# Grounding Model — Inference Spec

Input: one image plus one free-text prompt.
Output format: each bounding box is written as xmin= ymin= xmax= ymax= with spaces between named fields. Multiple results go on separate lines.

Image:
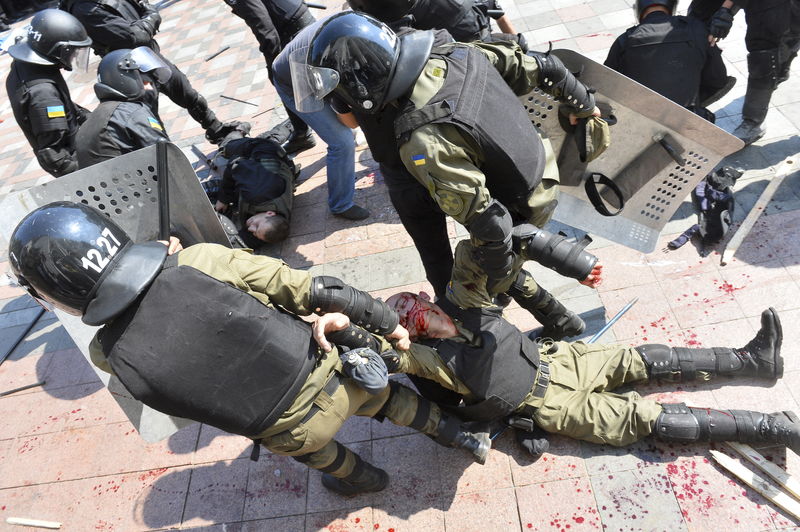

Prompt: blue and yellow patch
xmin=147 ymin=117 xmax=163 ymax=131
xmin=411 ymin=154 xmax=426 ymax=166
xmin=46 ymin=105 xmax=65 ymax=118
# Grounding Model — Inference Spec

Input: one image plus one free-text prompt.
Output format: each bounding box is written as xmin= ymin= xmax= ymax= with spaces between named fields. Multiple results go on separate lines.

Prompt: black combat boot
xmin=282 ymin=128 xmax=316 ymax=155
xmin=435 ymin=415 xmax=491 ymax=464
xmin=636 ymin=307 xmax=783 ymax=381
xmin=511 ymin=284 xmax=584 ymax=341
xmin=733 ymin=85 xmax=773 ymax=145
xmin=320 ymin=455 xmax=389 ymax=496
xmin=653 ymin=403 xmax=800 ymax=454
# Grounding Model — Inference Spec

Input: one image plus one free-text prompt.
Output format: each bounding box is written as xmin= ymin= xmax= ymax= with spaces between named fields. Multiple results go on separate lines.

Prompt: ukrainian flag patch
xmin=411 ymin=154 xmax=426 ymax=166
xmin=148 ymin=117 xmax=163 ymax=131
xmin=46 ymin=105 xmax=65 ymax=118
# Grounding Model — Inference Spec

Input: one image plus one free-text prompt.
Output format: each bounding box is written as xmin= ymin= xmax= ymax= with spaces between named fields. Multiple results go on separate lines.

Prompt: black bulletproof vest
xmin=394 ymin=45 xmax=545 ymax=219
xmin=64 ymin=0 xmax=155 ymax=54
xmin=412 ymin=0 xmax=489 ymax=42
xmin=617 ymin=14 xmax=706 ymax=107
xmin=99 ymin=260 xmax=318 ymax=437
xmin=75 ymin=101 xmax=122 ymax=168
xmin=7 ymin=62 xmax=79 ymax=151
xmin=422 ymin=299 xmax=539 ymax=421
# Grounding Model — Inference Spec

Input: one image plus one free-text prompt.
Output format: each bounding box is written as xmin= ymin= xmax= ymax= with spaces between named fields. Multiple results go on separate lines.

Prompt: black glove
xmin=529 ymin=51 xmax=595 ymax=116
xmin=709 ymin=7 xmax=735 ymax=39
xmin=515 ymin=426 xmax=550 ymax=459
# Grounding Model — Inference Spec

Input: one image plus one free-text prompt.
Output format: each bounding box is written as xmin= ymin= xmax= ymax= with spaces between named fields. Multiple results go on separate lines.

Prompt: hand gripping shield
xmin=0 ymin=143 xmax=230 ymax=442
xmin=520 ymin=49 xmax=744 ymax=252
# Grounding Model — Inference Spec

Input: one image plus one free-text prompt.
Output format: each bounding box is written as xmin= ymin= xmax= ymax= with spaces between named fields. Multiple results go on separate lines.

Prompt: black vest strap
xmin=75 ymin=101 xmax=122 ymax=168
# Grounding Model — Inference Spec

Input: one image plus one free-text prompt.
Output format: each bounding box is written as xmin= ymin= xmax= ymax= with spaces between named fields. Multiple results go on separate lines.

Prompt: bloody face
xmin=385 ymin=292 xmax=458 ymax=340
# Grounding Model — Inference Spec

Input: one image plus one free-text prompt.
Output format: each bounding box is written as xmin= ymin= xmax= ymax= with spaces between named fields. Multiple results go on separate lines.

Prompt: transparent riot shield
xmin=521 ymin=49 xmax=744 ymax=252
xmin=0 ymin=143 xmax=229 ymax=442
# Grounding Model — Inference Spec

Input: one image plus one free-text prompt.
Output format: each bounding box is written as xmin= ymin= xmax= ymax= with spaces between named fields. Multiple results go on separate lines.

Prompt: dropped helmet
xmin=294 ymin=11 xmax=433 ymax=114
xmin=94 ymin=47 xmax=172 ymax=101
xmin=8 ymin=202 xmax=167 ymax=326
xmin=8 ymin=9 xmax=92 ymax=71
xmin=635 ymin=0 xmax=677 ymax=20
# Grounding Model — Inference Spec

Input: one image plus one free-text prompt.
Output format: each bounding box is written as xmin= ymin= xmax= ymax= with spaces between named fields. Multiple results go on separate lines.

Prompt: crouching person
xmin=8 ymin=202 xmax=490 ymax=496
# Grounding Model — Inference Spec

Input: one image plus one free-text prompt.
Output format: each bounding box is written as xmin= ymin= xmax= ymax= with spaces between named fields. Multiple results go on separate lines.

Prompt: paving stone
xmin=516 ymin=477 xmax=603 ymax=530
xmin=182 ymin=459 xmax=250 ymax=527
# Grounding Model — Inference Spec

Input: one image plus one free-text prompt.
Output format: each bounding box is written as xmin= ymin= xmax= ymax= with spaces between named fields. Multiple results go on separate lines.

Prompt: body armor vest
xmin=99 ymin=259 xmax=318 ymax=436
xmin=617 ymin=15 xmax=706 ymax=107
xmin=422 ymin=298 xmax=539 ymax=421
xmin=411 ymin=0 xmax=489 ymax=42
xmin=75 ymin=100 xmax=122 ymax=168
xmin=353 ymin=29 xmax=453 ymax=168
xmin=8 ymin=62 xmax=80 ymax=151
xmin=62 ymin=0 xmax=158 ymax=55
xmin=394 ymin=45 xmax=545 ymax=220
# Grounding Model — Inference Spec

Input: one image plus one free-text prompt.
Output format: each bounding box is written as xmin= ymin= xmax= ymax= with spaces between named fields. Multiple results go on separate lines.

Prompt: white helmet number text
xmin=81 ymin=227 xmax=121 ymax=274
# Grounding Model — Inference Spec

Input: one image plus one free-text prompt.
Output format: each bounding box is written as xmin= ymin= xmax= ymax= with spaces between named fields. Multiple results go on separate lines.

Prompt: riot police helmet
xmin=294 ymin=11 xmax=433 ymax=114
xmin=94 ymin=47 xmax=172 ymax=101
xmin=635 ymin=0 xmax=677 ymax=21
xmin=346 ymin=0 xmax=416 ymax=23
xmin=8 ymin=9 xmax=92 ymax=71
xmin=8 ymin=201 xmax=168 ymax=326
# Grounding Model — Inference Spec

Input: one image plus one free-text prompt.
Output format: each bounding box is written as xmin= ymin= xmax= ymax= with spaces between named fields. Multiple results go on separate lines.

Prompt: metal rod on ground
xmin=190 ymin=144 xmax=222 ymax=179
xmin=156 ymin=140 xmax=170 ymax=241
xmin=251 ymin=105 xmax=276 ymax=118
xmin=220 ymin=94 xmax=258 ymax=107
xmin=305 ymin=2 xmax=327 ymax=8
xmin=720 ymin=157 xmax=796 ymax=266
xmin=5 ymin=517 xmax=61 ymax=529
xmin=0 ymin=380 xmax=45 ymax=397
xmin=0 ymin=306 xmax=45 ymax=368
xmin=587 ymin=297 xmax=639 ymax=344
xmin=205 ymin=45 xmax=230 ymax=62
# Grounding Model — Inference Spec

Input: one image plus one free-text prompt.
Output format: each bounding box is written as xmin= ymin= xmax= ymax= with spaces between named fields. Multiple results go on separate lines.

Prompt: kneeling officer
xmin=8 ymin=202 xmax=490 ymax=496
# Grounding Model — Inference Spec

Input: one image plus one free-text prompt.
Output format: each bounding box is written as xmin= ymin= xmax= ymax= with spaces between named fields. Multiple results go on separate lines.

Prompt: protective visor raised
xmin=129 ymin=46 xmax=172 ymax=84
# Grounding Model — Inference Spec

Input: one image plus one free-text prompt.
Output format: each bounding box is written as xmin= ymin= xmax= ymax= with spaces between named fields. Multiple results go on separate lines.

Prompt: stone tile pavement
xmin=0 ymin=0 xmax=799 ymax=530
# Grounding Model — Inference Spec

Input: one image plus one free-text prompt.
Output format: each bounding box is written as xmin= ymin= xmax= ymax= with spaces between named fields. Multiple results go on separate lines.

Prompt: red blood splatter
xmin=1 ymin=505 xmax=5 ymax=510
xmin=355 ymin=518 xmax=360 ymax=523
xmin=527 ymin=524 xmax=533 ymax=529
xmin=388 ymin=529 xmax=395 ymax=532
xmin=374 ymin=525 xmax=380 ymax=530
xmin=718 ymin=282 xmax=741 ymax=294
xmin=574 ymin=516 xmax=585 ymax=523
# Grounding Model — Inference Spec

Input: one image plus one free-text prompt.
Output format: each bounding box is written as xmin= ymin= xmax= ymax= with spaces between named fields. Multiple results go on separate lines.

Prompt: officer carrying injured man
xmin=8 ymin=202 xmax=492 ymax=497
xmin=294 ymin=12 xmax=609 ymax=341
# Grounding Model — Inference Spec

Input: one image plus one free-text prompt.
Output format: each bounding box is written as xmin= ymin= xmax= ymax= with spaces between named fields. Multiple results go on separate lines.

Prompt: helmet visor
xmin=69 ymin=46 xmax=91 ymax=73
xmin=290 ymin=46 xmax=340 ymax=113
xmin=130 ymin=46 xmax=172 ymax=84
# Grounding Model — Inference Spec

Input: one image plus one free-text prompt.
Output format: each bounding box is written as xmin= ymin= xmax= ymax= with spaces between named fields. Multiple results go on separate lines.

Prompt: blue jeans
xmin=276 ymin=85 xmax=356 ymax=214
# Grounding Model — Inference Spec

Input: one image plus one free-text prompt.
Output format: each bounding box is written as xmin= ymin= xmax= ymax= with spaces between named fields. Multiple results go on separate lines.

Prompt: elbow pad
xmin=512 ymin=224 xmax=597 ymax=281
xmin=310 ymin=276 xmax=399 ymax=335
xmin=467 ymin=200 xmax=513 ymax=244
xmin=326 ymin=324 xmax=383 ymax=353
xmin=528 ymin=51 xmax=595 ymax=114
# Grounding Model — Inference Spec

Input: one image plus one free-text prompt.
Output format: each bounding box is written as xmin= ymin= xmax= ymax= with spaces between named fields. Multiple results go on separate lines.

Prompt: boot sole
xmin=766 ymin=307 xmax=784 ymax=379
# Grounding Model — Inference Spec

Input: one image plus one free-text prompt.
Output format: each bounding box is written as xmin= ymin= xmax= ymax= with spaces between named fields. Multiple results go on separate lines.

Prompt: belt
xmin=299 ymin=371 xmax=341 ymax=425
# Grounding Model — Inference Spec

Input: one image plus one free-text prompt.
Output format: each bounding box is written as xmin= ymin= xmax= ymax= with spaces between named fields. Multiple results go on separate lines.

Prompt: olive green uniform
xmin=398 ymin=41 xmax=562 ymax=296
xmin=90 ymin=244 xmax=439 ymax=477
xmin=392 ymin=243 xmax=664 ymax=447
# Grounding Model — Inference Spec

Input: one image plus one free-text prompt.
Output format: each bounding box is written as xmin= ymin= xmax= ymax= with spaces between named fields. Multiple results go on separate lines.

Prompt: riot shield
xmin=520 ymin=49 xmax=744 ymax=252
xmin=0 ymin=143 xmax=229 ymax=442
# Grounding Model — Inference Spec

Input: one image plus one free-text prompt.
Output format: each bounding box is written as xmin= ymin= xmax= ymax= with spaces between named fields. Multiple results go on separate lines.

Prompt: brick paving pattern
xmin=0 ymin=0 xmax=798 ymax=530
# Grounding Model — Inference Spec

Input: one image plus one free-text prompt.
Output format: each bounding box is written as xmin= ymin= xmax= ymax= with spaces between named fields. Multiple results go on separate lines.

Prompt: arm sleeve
xmin=471 ymin=40 xmax=542 ymax=96
xmin=604 ymin=37 xmax=625 ymax=72
xmin=394 ymin=344 xmax=473 ymax=396
xmin=73 ymin=3 xmax=155 ymax=50
xmin=398 ymin=124 xmax=492 ymax=227
xmin=178 ymin=244 xmax=314 ymax=315
xmin=229 ymin=0 xmax=283 ymax=65
xmin=28 ymin=89 xmax=79 ymax=176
